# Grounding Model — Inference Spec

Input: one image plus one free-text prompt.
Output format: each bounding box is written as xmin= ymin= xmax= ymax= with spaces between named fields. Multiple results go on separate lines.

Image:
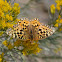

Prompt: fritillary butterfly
xmin=6 ymin=18 xmax=55 ymax=42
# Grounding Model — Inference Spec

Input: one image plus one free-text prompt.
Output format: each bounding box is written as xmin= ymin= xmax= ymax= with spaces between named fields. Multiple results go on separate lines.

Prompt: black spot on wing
xmin=39 ymin=29 xmax=41 ymax=31
xmin=20 ymin=30 xmax=23 ymax=31
xmin=17 ymin=32 xmax=19 ymax=34
xmin=46 ymin=34 xmax=48 ymax=36
xmin=21 ymin=36 xmax=23 ymax=39
xmin=41 ymin=31 xmax=42 ymax=34
xmin=20 ymin=32 xmax=22 ymax=34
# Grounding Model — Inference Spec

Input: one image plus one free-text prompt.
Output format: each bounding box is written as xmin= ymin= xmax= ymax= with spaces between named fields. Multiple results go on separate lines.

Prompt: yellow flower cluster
xmin=14 ymin=40 xmax=42 ymax=55
xmin=50 ymin=0 xmax=62 ymax=14
xmin=0 ymin=52 xmax=4 ymax=62
xmin=0 ymin=0 xmax=20 ymax=30
xmin=2 ymin=39 xmax=42 ymax=55
xmin=55 ymin=0 xmax=62 ymax=11
xmin=2 ymin=40 xmax=42 ymax=55
xmin=54 ymin=15 xmax=62 ymax=31
xmin=50 ymin=4 xmax=55 ymax=14
xmin=2 ymin=40 xmax=14 ymax=50
xmin=54 ymin=15 xmax=62 ymax=27
xmin=50 ymin=0 xmax=62 ymax=31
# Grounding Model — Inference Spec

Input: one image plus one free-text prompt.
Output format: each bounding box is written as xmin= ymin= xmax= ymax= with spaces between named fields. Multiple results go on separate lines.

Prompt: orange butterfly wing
xmin=6 ymin=18 xmax=30 ymax=41
xmin=30 ymin=18 xmax=41 ymax=41
xmin=6 ymin=18 xmax=55 ymax=41
xmin=30 ymin=18 xmax=55 ymax=41
xmin=37 ymin=24 xmax=55 ymax=40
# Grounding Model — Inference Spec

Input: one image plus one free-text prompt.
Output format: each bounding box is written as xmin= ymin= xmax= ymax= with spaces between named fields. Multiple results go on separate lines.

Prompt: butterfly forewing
xmin=6 ymin=19 xmax=30 ymax=40
xmin=18 ymin=19 xmax=30 ymax=31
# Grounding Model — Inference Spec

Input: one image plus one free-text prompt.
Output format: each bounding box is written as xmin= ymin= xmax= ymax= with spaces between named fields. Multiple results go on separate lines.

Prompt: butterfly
xmin=6 ymin=18 xmax=55 ymax=42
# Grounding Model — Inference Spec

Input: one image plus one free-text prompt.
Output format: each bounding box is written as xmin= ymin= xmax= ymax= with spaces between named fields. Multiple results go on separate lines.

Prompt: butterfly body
xmin=6 ymin=18 xmax=55 ymax=42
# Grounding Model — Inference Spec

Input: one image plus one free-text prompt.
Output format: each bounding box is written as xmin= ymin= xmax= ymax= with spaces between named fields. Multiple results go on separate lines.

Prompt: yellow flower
xmin=6 ymin=14 xmax=13 ymax=21
xmin=0 ymin=20 xmax=6 ymax=29
xmin=16 ymin=19 xmax=21 ymax=22
xmin=0 ymin=52 xmax=4 ymax=62
xmin=55 ymin=0 xmax=62 ymax=6
xmin=6 ymin=14 xmax=10 ymax=20
xmin=0 ymin=32 xmax=3 ymax=36
xmin=55 ymin=0 xmax=60 ymax=3
xmin=56 ymin=5 xmax=61 ymax=11
xmin=3 ymin=40 xmax=14 ymax=50
xmin=59 ymin=28 xmax=62 ymax=31
xmin=22 ymin=51 xmax=28 ymax=56
xmin=2 ymin=7 xmax=8 ymax=12
xmin=14 ymin=40 xmax=21 ymax=47
xmin=2 ymin=20 xmax=6 ymax=28
xmin=59 ymin=19 xmax=62 ymax=23
xmin=9 ymin=16 xmax=13 ymax=21
xmin=8 ymin=43 xmax=14 ymax=50
xmin=13 ymin=6 xmax=20 ymax=14
xmin=1 ymin=52 xmax=4 ymax=57
xmin=50 ymin=4 xmax=55 ymax=14
xmin=56 ymin=19 xmax=59 ymax=23
xmin=0 ymin=58 xmax=2 ymax=62
xmin=58 ymin=15 xmax=61 ymax=19
xmin=36 ymin=47 xmax=42 ymax=53
xmin=0 ymin=9 xmax=4 ymax=18
xmin=55 ymin=0 xmax=62 ymax=11
xmin=54 ymin=23 xmax=59 ymax=27
xmin=2 ymin=40 xmax=8 ymax=46
xmin=6 ymin=23 xmax=13 ymax=28
xmin=14 ymin=3 xmax=19 ymax=7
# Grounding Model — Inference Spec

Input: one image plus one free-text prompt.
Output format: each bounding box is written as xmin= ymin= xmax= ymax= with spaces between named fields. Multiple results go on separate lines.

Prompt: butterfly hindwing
xmin=37 ymin=24 xmax=55 ymax=40
xmin=6 ymin=28 xmax=14 ymax=37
